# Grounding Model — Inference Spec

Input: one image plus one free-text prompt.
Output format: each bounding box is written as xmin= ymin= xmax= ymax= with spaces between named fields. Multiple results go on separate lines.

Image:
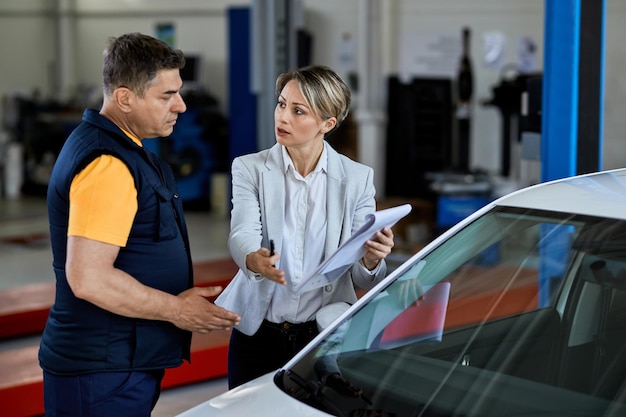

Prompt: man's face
xmin=129 ymin=68 xmax=187 ymax=139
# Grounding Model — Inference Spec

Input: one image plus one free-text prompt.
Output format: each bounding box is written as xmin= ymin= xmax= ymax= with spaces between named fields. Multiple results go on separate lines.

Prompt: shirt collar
xmin=120 ymin=128 xmax=143 ymax=147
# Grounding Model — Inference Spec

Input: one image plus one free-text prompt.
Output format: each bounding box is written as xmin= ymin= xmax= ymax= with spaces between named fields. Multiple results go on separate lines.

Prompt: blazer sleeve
xmin=227 ymin=155 xmax=265 ymax=276
xmin=345 ymin=160 xmax=388 ymax=289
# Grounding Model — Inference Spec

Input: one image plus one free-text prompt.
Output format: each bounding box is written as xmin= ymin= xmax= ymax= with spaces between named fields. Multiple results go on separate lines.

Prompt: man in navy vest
xmin=39 ymin=32 xmax=240 ymax=417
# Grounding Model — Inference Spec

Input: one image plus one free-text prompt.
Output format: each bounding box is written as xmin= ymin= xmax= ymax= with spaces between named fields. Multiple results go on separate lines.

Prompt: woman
xmin=216 ymin=65 xmax=394 ymax=388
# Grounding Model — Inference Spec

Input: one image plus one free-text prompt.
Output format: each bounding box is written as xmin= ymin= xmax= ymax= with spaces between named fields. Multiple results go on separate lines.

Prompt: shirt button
xmin=324 ymin=285 xmax=332 ymax=292
xmin=173 ymin=193 xmax=179 ymax=199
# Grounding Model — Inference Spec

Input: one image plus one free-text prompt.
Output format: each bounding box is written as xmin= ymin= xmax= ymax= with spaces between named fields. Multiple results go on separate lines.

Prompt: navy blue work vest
xmin=39 ymin=109 xmax=193 ymax=374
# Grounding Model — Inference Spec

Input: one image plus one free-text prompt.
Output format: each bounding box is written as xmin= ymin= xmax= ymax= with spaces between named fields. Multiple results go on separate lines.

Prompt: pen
xmin=269 ymin=239 xmax=275 ymax=268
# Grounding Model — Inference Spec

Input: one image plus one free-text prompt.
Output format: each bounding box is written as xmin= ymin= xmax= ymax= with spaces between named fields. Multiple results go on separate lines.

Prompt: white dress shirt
xmin=266 ymin=144 xmax=328 ymax=323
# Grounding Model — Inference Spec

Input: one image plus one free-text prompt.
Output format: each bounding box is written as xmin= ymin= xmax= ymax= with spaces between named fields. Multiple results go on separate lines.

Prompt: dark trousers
xmin=227 ymin=319 xmax=319 ymax=389
xmin=43 ymin=369 xmax=164 ymax=417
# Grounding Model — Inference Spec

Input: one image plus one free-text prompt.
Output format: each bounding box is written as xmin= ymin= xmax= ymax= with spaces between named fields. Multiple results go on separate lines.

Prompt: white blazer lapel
xmin=325 ymin=146 xmax=347 ymax=258
xmin=262 ymin=145 xmax=285 ymax=249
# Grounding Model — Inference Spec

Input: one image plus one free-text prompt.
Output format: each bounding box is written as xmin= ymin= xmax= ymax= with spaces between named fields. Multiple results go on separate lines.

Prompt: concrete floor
xmin=0 ymin=195 xmax=232 ymax=416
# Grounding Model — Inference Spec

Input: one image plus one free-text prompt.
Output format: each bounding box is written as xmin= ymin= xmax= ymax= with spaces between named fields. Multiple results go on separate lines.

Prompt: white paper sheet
xmin=291 ymin=203 xmax=412 ymax=294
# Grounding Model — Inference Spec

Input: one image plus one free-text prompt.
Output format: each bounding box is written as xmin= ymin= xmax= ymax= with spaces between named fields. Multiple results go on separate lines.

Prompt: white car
xmin=179 ymin=168 xmax=626 ymax=417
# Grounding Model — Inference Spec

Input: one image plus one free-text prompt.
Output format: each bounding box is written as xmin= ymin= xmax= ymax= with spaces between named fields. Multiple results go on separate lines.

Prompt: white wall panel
xmin=0 ymin=0 xmax=624 ymax=184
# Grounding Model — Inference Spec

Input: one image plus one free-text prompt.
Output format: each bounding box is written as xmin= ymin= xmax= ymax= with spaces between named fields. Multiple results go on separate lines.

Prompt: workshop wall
xmin=0 ymin=0 xmax=624 ymax=179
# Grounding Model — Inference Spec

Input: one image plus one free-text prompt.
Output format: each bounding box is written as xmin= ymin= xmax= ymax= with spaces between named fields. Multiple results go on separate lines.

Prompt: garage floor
xmin=0 ymin=195 xmax=231 ymax=416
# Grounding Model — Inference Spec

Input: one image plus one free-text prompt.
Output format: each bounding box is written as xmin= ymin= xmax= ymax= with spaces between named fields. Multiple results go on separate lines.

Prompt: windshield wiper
xmin=314 ymin=355 xmax=373 ymax=406
xmin=275 ymin=368 xmax=349 ymax=416
xmin=275 ymin=368 xmax=398 ymax=417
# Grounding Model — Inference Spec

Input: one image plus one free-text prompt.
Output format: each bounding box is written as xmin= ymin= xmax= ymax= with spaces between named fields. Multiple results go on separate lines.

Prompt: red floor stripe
xmin=0 ymin=257 xmax=238 ymax=417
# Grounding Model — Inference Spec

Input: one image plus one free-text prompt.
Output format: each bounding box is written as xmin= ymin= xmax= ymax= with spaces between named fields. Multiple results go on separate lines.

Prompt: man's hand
xmin=173 ymin=286 xmax=241 ymax=333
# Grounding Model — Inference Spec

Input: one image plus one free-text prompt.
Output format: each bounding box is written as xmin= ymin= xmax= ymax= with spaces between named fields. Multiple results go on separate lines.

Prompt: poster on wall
xmin=397 ymin=32 xmax=461 ymax=82
xmin=156 ymin=23 xmax=176 ymax=47
xmin=482 ymin=31 xmax=506 ymax=69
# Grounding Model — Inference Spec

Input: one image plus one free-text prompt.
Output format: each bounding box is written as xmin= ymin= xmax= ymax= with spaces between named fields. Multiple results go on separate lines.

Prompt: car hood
xmin=176 ymin=372 xmax=332 ymax=417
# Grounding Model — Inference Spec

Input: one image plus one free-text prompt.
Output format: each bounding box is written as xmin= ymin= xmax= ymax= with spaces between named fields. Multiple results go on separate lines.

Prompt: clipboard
xmin=291 ymin=203 xmax=412 ymax=294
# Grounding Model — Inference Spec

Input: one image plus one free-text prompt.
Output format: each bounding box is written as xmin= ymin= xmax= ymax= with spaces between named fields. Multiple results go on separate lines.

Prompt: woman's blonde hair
xmin=276 ymin=65 xmax=351 ymax=137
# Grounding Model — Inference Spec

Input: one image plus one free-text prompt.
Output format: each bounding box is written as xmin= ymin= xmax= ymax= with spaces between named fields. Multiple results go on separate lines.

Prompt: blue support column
xmin=539 ymin=0 xmax=606 ymax=307
xmin=542 ymin=0 xmax=606 ymax=181
xmin=228 ymin=7 xmax=257 ymax=161
xmin=542 ymin=0 xmax=580 ymax=182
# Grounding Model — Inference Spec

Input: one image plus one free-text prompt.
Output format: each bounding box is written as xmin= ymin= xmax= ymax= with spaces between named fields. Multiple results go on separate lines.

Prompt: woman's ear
xmin=322 ymin=117 xmax=337 ymax=134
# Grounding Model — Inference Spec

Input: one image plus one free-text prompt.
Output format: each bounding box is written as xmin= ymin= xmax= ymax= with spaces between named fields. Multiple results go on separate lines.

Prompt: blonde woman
xmin=217 ymin=65 xmax=394 ymax=388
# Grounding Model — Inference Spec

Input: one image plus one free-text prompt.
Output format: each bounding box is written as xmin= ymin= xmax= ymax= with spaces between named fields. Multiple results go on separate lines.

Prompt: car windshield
xmin=274 ymin=206 xmax=626 ymax=417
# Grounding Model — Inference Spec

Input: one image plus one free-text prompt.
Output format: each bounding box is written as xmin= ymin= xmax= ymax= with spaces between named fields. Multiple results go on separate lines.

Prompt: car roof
xmin=494 ymin=168 xmax=626 ymax=220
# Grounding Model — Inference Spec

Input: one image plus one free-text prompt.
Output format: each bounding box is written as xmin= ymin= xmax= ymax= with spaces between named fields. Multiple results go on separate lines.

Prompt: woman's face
xmin=274 ymin=80 xmax=335 ymax=149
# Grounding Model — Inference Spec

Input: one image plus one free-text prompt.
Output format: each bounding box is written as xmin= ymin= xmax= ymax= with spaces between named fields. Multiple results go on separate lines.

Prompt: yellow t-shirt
xmin=67 ymin=131 xmax=141 ymax=247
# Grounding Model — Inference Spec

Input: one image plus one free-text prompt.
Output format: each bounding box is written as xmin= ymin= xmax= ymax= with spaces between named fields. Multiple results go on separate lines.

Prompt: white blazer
xmin=216 ymin=142 xmax=387 ymax=335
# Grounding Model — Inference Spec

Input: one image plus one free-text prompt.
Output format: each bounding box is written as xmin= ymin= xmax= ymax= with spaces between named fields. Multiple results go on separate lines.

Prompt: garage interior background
xmin=0 ymin=1 xmax=624 ymax=222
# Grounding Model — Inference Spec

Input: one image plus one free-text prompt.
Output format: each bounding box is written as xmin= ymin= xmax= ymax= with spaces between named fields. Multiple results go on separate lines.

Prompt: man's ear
xmin=322 ymin=117 xmax=337 ymax=134
xmin=113 ymin=87 xmax=133 ymax=113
